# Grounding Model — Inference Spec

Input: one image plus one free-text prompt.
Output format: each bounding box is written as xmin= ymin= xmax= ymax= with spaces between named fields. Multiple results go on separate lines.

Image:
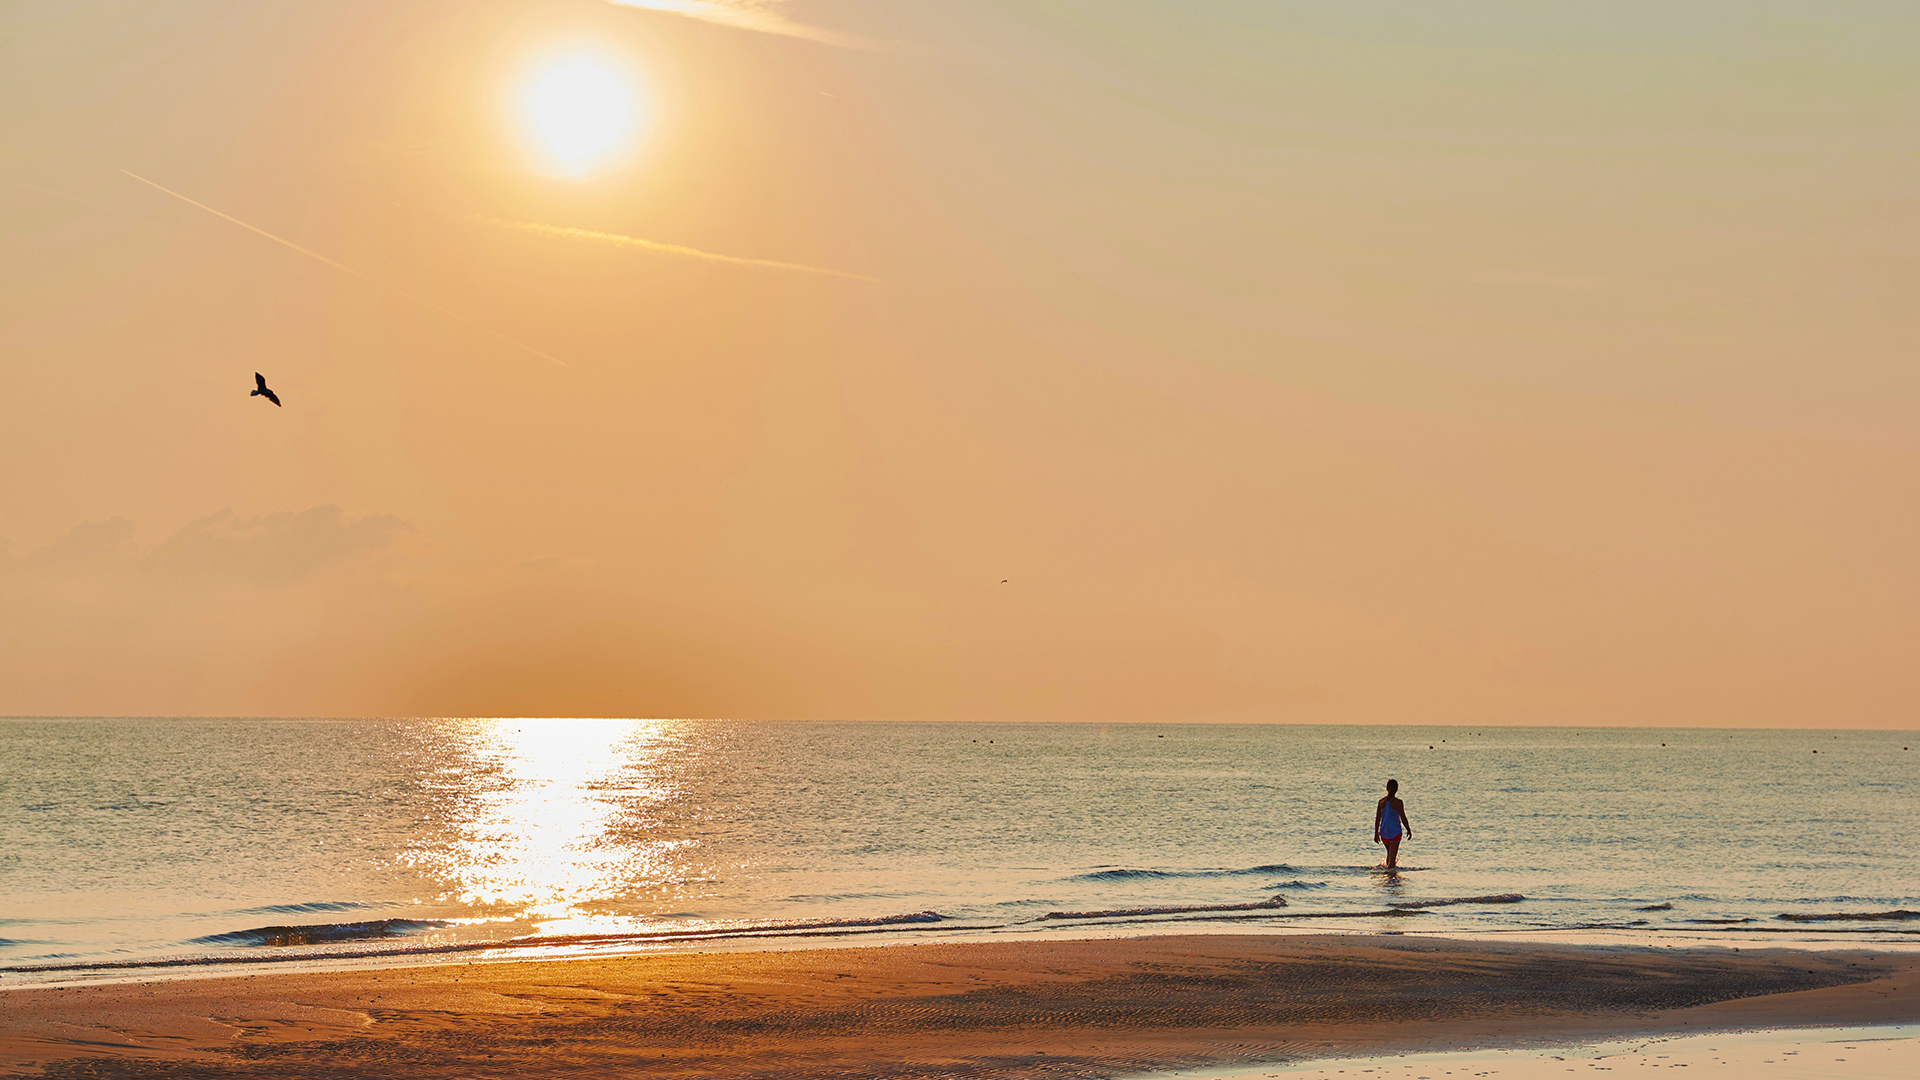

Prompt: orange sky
xmin=2 ymin=1 xmax=1915 ymax=726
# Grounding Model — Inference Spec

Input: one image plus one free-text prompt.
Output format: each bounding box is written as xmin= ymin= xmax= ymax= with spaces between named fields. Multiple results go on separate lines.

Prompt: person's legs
xmin=1382 ymin=838 xmax=1401 ymax=868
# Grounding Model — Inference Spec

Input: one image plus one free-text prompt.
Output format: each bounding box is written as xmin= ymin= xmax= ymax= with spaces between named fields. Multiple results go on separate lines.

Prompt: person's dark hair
xmin=1386 ymin=779 xmax=1399 ymax=795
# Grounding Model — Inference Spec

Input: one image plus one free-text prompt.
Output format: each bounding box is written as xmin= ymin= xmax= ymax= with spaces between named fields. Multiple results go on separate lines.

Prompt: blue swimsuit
xmin=1378 ymin=799 xmax=1404 ymax=839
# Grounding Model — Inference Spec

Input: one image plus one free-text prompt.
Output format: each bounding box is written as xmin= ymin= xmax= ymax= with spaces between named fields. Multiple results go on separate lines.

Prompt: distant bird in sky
xmin=251 ymin=372 xmax=281 ymax=407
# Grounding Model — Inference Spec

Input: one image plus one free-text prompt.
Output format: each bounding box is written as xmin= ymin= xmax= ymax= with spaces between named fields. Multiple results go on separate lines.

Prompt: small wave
xmin=1387 ymin=894 xmax=1525 ymax=910
xmin=1066 ymin=864 xmax=1298 ymax=883
xmin=1041 ymin=897 xmax=1287 ymax=921
xmin=1686 ymin=918 xmax=1755 ymax=924
xmin=1776 ymin=909 xmax=1920 ymax=923
xmin=1071 ymin=869 xmax=1179 ymax=882
xmin=1635 ymin=902 xmax=1674 ymax=911
xmin=1263 ymin=880 xmax=1330 ymax=891
xmin=192 ymin=919 xmax=450 ymax=948
xmin=984 ymin=899 xmax=1067 ymax=911
xmin=793 ymin=911 xmax=945 ymax=928
xmin=236 ymin=901 xmax=370 ymax=917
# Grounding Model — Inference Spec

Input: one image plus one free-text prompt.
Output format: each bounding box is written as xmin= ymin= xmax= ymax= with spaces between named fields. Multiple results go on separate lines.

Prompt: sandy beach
xmin=3 ymin=934 xmax=1914 ymax=1078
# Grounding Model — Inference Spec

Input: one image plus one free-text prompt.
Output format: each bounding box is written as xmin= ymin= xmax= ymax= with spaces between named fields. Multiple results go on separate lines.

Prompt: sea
xmin=2 ymin=720 xmax=1915 ymax=984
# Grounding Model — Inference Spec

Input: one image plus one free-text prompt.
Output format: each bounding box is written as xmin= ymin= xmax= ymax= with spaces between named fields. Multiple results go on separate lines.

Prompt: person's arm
xmin=1396 ymin=799 xmax=1412 ymax=839
xmin=1373 ymin=799 xmax=1384 ymax=843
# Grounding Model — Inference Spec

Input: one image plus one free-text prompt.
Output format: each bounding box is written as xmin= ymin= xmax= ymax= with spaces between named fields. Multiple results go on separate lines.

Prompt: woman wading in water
xmin=1373 ymin=779 xmax=1412 ymax=869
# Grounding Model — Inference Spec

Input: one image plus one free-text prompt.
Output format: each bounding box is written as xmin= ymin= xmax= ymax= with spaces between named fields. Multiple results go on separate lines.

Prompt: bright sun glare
xmin=519 ymin=55 xmax=638 ymax=176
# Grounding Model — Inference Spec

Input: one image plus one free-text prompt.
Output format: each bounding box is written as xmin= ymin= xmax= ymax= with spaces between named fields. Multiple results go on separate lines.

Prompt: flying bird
xmin=251 ymin=372 xmax=281 ymax=407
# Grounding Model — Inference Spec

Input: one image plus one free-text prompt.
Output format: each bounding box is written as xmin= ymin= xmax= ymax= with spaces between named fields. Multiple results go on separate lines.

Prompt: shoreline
xmin=8 ymin=920 xmax=1917 ymax=994
xmin=6 ymin=921 xmax=1915 ymax=994
xmin=2 ymin=933 xmax=1914 ymax=1079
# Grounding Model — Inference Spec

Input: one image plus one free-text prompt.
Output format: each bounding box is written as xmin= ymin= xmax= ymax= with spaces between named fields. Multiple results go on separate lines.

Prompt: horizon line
xmin=0 ymin=715 xmax=1909 ymax=731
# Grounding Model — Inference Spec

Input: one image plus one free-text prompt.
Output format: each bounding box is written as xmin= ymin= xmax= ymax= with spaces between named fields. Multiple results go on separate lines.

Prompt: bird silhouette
xmin=251 ymin=372 xmax=281 ymax=407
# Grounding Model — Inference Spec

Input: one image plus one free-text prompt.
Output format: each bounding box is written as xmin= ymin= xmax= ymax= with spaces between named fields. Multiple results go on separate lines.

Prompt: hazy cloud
xmin=149 ymin=506 xmax=410 ymax=583
xmin=8 ymin=506 xmax=409 ymax=583
xmin=0 ymin=506 xmax=414 ymax=715
xmin=31 ymin=517 xmax=138 ymax=570
xmin=605 ymin=1 xmax=888 ymax=49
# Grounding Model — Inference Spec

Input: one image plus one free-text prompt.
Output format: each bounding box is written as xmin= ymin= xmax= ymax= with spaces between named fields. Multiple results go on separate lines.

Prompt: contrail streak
xmin=475 ymin=217 xmax=881 ymax=283
xmin=121 ymin=170 xmax=565 ymax=368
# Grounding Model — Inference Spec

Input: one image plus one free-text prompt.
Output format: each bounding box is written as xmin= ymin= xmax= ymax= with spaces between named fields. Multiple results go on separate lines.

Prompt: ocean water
xmin=1 ymin=720 xmax=1915 ymax=982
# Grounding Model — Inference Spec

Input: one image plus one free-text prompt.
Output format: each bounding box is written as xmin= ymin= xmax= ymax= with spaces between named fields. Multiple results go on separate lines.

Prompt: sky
xmin=1 ymin=0 xmax=1915 ymax=726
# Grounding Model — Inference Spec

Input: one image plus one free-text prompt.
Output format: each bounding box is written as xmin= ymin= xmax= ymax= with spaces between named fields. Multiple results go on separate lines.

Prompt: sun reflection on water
xmin=409 ymin=718 xmax=687 ymax=936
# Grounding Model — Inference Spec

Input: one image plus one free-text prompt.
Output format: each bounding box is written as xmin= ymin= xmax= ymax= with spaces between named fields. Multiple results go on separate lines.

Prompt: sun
xmin=517 ymin=53 xmax=641 ymax=177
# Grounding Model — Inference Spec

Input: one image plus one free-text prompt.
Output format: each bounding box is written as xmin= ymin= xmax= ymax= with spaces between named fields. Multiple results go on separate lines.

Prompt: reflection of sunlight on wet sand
xmin=425 ymin=718 xmax=683 ymax=935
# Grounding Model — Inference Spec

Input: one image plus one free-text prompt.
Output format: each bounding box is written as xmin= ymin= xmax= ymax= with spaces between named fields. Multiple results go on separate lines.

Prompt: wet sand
xmin=1 ymin=935 xmax=1914 ymax=1079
